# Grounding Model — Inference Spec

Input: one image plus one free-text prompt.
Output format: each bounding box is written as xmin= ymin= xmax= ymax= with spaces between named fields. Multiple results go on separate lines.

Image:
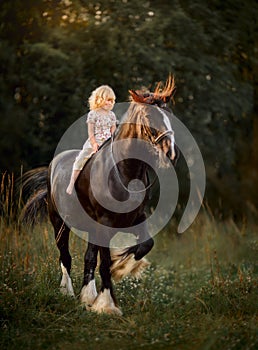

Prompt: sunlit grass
xmin=1 ymin=214 xmax=257 ymax=350
xmin=0 ymin=175 xmax=257 ymax=350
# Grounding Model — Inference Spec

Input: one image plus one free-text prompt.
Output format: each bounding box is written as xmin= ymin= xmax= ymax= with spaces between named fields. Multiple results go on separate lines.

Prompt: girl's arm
xmin=88 ymin=122 xmax=98 ymax=152
xmin=110 ymin=124 xmax=116 ymax=135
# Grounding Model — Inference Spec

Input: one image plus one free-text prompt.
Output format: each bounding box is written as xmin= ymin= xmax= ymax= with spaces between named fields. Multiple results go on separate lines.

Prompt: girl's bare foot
xmin=66 ymin=184 xmax=73 ymax=195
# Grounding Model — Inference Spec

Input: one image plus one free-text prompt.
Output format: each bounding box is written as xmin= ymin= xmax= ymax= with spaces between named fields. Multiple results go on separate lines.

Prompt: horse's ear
xmin=129 ymin=90 xmax=146 ymax=103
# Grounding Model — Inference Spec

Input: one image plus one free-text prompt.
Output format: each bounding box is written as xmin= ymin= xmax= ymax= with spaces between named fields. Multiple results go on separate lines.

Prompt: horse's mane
xmin=115 ymin=102 xmax=152 ymax=141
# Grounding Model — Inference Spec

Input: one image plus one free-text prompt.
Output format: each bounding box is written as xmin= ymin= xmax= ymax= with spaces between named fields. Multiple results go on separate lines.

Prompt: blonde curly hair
xmin=88 ymin=85 xmax=116 ymax=110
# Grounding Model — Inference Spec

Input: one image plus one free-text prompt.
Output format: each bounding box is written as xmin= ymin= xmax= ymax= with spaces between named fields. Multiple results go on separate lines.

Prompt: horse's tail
xmin=19 ymin=167 xmax=49 ymax=226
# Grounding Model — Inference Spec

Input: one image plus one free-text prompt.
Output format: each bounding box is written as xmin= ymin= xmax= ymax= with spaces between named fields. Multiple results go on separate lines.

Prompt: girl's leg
xmin=66 ymin=169 xmax=81 ymax=195
xmin=66 ymin=144 xmax=93 ymax=195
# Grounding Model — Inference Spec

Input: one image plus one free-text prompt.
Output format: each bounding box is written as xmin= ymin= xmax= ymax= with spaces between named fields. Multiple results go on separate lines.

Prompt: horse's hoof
xmin=60 ymin=263 xmax=75 ymax=297
xmin=90 ymin=304 xmax=123 ymax=316
xmin=60 ymin=286 xmax=75 ymax=297
xmin=89 ymin=289 xmax=123 ymax=316
xmin=80 ymin=280 xmax=98 ymax=306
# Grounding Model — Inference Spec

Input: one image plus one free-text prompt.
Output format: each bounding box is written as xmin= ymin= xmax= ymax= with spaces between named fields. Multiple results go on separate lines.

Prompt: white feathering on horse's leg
xmin=80 ymin=279 xmax=98 ymax=309
xmin=90 ymin=289 xmax=122 ymax=316
xmin=110 ymin=249 xmax=150 ymax=281
xmin=60 ymin=263 xmax=75 ymax=297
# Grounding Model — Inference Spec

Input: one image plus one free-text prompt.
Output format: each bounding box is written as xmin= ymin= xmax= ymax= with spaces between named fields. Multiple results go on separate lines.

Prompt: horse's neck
xmin=113 ymin=111 xmax=152 ymax=181
xmin=113 ymin=137 xmax=149 ymax=182
xmin=117 ymin=157 xmax=147 ymax=180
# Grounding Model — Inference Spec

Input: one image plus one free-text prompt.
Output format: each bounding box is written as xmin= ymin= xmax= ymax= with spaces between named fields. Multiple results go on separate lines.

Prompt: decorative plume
xmin=153 ymin=74 xmax=176 ymax=103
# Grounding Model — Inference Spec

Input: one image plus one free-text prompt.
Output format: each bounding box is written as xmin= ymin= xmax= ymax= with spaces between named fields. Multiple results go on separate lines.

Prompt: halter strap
xmin=154 ymin=129 xmax=174 ymax=144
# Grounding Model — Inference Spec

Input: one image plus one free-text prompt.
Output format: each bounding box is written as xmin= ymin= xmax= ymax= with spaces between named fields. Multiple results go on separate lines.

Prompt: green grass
xmin=0 ymin=212 xmax=257 ymax=350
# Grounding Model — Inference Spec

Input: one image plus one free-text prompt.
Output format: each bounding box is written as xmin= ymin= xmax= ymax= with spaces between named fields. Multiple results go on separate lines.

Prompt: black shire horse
xmin=22 ymin=76 xmax=179 ymax=316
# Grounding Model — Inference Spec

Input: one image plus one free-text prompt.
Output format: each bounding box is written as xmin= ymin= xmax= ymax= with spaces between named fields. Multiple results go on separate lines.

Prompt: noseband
xmin=154 ymin=129 xmax=174 ymax=145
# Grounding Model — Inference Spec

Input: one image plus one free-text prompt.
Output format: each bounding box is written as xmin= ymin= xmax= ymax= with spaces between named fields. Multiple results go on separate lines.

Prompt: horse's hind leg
xmin=51 ymin=213 xmax=75 ymax=297
xmin=91 ymin=247 xmax=122 ymax=316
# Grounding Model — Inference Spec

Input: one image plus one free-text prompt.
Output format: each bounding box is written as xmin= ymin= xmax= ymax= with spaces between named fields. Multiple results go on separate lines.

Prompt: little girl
xmin=66 ymin=85 xmax=117 ymax=195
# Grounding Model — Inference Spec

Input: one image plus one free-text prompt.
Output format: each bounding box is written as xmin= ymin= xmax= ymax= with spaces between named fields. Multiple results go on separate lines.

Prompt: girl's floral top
xmin=87 ymin=110 xmax=117 ymax=144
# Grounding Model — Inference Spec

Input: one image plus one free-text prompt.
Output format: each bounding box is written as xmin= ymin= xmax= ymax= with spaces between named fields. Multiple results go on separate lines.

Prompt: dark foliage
xmin=0 ymin=0 xmax=257 ymax=217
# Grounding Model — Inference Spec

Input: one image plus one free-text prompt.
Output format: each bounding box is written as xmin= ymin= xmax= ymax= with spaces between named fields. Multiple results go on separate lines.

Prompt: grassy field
xmin=0 ymin=209 xmax=257 ymax=350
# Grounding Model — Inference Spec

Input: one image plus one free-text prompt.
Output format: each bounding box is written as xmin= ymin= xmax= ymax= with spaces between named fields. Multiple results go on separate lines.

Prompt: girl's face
xmin=101 ymin=97 xmax=115 ymax=111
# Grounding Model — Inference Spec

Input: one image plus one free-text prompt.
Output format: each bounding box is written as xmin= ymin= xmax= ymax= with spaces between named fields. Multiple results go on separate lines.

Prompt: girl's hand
xmin=92 ymin=142 xmax=99 ymax=153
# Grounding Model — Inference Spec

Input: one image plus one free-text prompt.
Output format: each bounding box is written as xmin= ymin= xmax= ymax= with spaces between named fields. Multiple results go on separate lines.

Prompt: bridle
xmin=155 ymin=106 xmax=175 ymax=151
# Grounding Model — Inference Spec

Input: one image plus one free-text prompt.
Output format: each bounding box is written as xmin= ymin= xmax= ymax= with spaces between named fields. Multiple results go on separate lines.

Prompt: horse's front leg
xmin=110 ymin=214 xmax=153 ymax=281
xmin=91 ymin=247 xmax=122 ymax=316
xmin=80 ymin=242 xmax=99 ymax=308
xmin=132 ymin=212 xmax=154 ymax=259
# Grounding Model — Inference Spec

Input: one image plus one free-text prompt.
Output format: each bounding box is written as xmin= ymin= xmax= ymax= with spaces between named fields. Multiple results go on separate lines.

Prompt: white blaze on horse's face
xmin=157 ymin=107 xmax=176 ymax=161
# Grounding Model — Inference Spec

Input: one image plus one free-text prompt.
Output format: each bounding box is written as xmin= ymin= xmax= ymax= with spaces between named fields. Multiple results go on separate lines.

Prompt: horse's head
xmin=128 ymin=76 xmax=179 ymax=167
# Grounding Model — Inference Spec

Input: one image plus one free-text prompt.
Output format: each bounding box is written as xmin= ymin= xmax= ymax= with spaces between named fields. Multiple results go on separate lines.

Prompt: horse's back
xmin=50 ymin=150 xmax=79 ymax=183
xmin=49 ymin=150 xmax=91 ymax=231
